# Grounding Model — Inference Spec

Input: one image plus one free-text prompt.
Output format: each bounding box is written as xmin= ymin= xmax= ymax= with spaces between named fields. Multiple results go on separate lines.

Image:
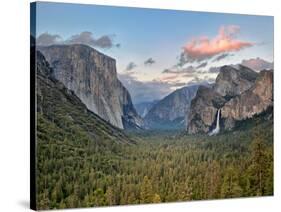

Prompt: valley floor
xmin=36 ymin=117 xmax=273 ymax=209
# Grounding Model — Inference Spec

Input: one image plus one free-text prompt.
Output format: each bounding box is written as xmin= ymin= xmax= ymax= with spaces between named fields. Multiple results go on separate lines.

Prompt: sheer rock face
xmin=213 ymin=65 xmax=258 ymax=97
xmin=188 ymin=65 xmax=273 ymax=134
xmin=188 ymin=86 xmax=226 ymax=134
xmin=38 ymin=44 xmax=143 ymax=129
xmin=144 ymin=85 xmax=199 ymax=129
xmin=221 ymin=70 xmax=273 ymax=129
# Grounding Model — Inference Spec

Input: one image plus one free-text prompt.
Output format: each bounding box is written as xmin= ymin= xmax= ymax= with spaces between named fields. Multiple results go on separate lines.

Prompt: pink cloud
xmin=159 ymin=75 xmax=179 ymax=81
xmin=241 ymin=57 xmax=273 ymax=71
xmin=182 ymin=25 xmax=253 ymax=62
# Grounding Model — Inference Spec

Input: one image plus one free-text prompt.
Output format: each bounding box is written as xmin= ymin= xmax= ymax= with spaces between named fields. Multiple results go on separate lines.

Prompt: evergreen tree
xmin=152 ymin=194 xmax=161 ymax=203
xmin=105 ymin=187 xmax=115 ymax=205
xmin=140 ymin=176 xmax=153 ymax=203
xmin=93 ymin=188 xmax=106 ymax=206
xmin=221 ymin=166 xmax=242 ymax=198
xmin=248 ymin=130 xmax=269 ymax=196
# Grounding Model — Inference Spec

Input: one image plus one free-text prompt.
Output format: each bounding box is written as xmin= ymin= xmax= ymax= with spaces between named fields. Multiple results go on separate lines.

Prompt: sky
xmin=34 ymin=2 xmax=274 ymax=104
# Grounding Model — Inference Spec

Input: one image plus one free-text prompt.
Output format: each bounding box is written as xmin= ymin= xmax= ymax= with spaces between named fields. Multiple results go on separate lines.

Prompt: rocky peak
xmin=214 ymin=65 xmax=258 ymax=97
xmin=38 ymin=44 xmax=143 ymax=129
xmin=188 ymin=65 xmax=272 ymax=134
xmin=221 ymin=70 xmax=273 ymax=129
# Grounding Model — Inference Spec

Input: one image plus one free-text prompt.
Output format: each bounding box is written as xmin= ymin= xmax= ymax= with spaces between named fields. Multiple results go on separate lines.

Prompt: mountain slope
xmin=36 ymin=50 xmax=134 ymax=145
xmin=134 ymin=100 xmax=159 ymax=117
xmin=38 ymin=44 xmax=143 ymax=130
xmin=188 ymin=65 xmax=273 ymax=134
xmin=144 ymin=85 xmax=199 ymax=130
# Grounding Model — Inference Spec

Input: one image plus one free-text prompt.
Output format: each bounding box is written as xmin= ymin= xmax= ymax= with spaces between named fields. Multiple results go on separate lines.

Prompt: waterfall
xmin=209 ymin=109 xmax=221 ymax=136
xmin=142 ymin=107 xmax=148 ymax=117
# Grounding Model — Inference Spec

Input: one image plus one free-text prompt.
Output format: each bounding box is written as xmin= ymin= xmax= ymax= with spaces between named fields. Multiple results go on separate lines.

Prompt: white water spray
xmin=209 ymin=109 xmax=221 ymax=136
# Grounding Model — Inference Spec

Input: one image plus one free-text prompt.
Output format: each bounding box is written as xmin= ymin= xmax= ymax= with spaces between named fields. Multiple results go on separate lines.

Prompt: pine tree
xmin=38 ymin=189 xmax=50 ymax=210
xmin=249 ymin=130 xmax=268 ymax=196
xmin=93 ymin=188 xmax=106 ymax=206
xmin=152 ymin=194 xmax=161 ymax=203
xmin=178 ymin=180 xmax=192 ymax=201
xmin=140 ymin=176 xmax=153 ymax=203
xmin=59 ymin=200 xmax=66 ymax=209
xmin=221 ymin=166 xmax=242 ymax=198
xmin=105 ymin=187 xmax=115 ymax=205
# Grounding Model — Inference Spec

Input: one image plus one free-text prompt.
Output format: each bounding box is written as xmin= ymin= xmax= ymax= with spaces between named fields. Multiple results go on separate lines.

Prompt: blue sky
xmin=34 ymin=2 xmax=274 ymax=103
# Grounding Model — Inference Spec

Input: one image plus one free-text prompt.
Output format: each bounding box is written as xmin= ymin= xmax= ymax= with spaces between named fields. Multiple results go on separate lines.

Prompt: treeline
xmin=36 ymin=115 xmax=273 ymax=209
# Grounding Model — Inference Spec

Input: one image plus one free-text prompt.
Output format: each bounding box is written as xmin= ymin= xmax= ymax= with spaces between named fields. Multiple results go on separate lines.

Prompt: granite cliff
xmin=221 ymin=70 xmax=273 ymax=129
xmin=36 ymin=50 xmax=134 ymax=144
xmin=38 ymin=44 xmax=143 ymax=129
xmin=188 ymin=65 xmax=273 ymax=134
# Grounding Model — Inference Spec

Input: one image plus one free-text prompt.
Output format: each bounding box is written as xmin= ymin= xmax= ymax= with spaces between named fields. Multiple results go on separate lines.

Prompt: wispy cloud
xmin=241 ymin=57 xmax=273 ymax=71
xmin=66 ymin=31 xmax=116 ymax=48
xmin=196 ymin=62 xmax=208 ymax=69
xmin=36 ymin=32 xmax=62 ymax=46
xmin=207 ymin=57 xmax=274 ymax=74
xmin=159 ymin=63 xmax=217 ymax=89
xmin=162 ymin=65 xmax=196 ymax=74
xmin=212 ymin=53 xmax=233 ymax=62
xmin=144 ymin=58 xmax=156 ymax=66
xmin=118 ymin=73 xmax=172 ymax=104
xmin=159 ymin=75 xmax=180 ymax=81
xmin=126 ymin=62 xmax=137 ymax=71
xmin=36 ymin=31 xmax=120 ymax=49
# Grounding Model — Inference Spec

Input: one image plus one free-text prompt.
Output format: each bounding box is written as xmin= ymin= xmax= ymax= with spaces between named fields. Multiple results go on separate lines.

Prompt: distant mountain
xmin=144 ymin=85 xmax=199 ymax=130
xmin=188 ymin=65 xmax=273 ymax=134
xmin=38 ymin=44 xmax=143 ymax=130
xmin=36 ymin=50 xmax=134 ymax=144
xmin=134 ymin=100 xmax=159 ymax=118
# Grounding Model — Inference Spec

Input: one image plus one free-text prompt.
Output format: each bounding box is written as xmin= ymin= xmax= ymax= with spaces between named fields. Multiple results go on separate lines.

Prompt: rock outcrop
xmin=188 ymin=86 xmax=226 ymax=134
xmin=38 ymin=44 xmax=143 ymax=129
xmin=213 ymin=65 xmax=258 ymax=97
xmin=221 ymin=70 xmax=273 ymax=129
xmin=144 ymin=85 xmax=199 ymax=130
xmin=188 ymin=65 xmax=273 ymax=134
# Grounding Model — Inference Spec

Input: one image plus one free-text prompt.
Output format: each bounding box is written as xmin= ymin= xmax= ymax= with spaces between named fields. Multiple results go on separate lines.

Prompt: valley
xmin=31 ymin=4 xmax=275 ymax=211
xmin=34 ymin=44 xmax=274 ymax=210
xmin=37 ymin=112 xmax=273 ymax=209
